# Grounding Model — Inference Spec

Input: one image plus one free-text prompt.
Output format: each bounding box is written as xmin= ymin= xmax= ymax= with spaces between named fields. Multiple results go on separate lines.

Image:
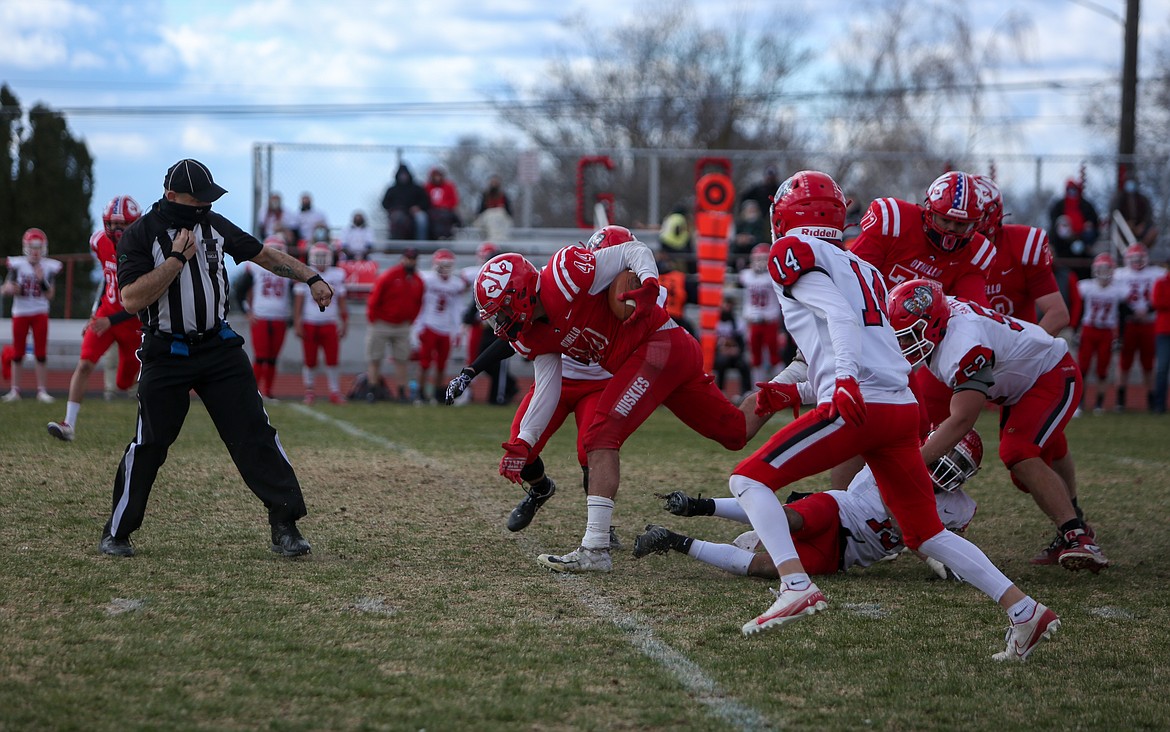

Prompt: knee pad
xmin=519 ymin=456 xmax=545 ymax=484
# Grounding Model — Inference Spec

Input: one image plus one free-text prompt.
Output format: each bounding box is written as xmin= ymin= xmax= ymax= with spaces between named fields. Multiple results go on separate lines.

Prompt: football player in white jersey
xmin=1113 ymin=243 xmax=1165 ymax=411
xmin=1076 ymin=254 xmax=1126 ymax=414
xmin=734 ymin=171 xmax=1057 ymax=662
xmin=293 ymin=244 xmax=348 ymax=404
xmin=888 ymin=278 xmax=1108 ymax=573
xmin=635 ymin=430 xmax=984 ymax=579
xmin=738 ymin=244 xmax=786 ymax=384
xmin=413 ymin=249 xmax=469 ymax=403
xmin=2 ymin=228 xmax=63 ymax=402
xmin=239 ymin=235 xmax=295 ymax=399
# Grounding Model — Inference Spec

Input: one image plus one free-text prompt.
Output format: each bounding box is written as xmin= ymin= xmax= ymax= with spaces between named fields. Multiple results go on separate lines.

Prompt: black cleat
xmin=633 ymin=524 xmax=679 ymax=559
xmin=655 ymin=491 xmax=713 ymax=517
xmin=100 ymin=532 xmax=135 ymax=557
xmin=271 ymin=521 xmax=312 ymax=557
xmin=507 ymin=479 xmax=556 ymax=532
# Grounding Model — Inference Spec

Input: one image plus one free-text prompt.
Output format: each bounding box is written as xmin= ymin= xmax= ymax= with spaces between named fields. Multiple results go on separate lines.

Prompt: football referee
xmin=100 ymin=158 xmax=334 ymax=558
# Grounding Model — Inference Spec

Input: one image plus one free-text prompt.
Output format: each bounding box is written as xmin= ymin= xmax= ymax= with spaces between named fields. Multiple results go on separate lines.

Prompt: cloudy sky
xmin=1 ymin=0 xmax=1167 ymax=240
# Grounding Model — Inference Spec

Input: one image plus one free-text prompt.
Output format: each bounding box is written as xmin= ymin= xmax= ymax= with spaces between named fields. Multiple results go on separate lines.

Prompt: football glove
xmin=618 ymin=277 xmax=660 ymax=325
xmin=828 ymin=376 xmax=866 ymax=426
xmin=753 ymin=381 xmax=801 ymax=418
xmin=443 ymin=367 xmax=475 ymax=405
xmin=499 ymin=438 xmax=532 ymax=485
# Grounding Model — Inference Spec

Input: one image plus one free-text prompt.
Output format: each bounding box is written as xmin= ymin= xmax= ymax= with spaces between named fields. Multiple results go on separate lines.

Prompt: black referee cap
xmin=164 ymin=159 xmax=227 ymax=202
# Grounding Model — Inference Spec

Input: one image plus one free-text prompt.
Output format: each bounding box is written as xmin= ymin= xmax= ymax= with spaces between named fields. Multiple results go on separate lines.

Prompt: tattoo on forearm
xmin=273 ymin=264 xmax=295 ymax=278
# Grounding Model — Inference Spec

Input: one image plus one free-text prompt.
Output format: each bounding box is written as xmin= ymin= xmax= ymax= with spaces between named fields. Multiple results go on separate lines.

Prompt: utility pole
xmin=1118 ymin=0 xmax=1140 ymax=189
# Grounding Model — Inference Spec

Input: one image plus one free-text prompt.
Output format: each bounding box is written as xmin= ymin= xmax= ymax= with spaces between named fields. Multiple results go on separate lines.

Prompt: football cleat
xmin=1058 ymin=528 xmax=1109 ymax=572
xmin=632 ymin=524 xmax=677 ymax=559
xmin=47 ymin=421 xmax=75 ymax=442
xmin=742 ymin=583 xmax=828 ymax=636
xmin=536 ymin=546 xmax=611 ymax=573
xmin=506 ymin=479 xmax=556 ymax=532
xmin=2 ymin=388 xmax=21 ymax=402
xmin=36 ymin=390 xmax=54 ymax=404
xmin=655 ymin=490 xmax=714 ymax=517
xmin=993 ymin=603 xmax=1060 ymax=661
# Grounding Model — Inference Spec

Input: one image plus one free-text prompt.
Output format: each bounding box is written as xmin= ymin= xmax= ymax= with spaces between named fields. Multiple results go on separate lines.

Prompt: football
xmin=608 ymin=269 xmax=641 ymax=320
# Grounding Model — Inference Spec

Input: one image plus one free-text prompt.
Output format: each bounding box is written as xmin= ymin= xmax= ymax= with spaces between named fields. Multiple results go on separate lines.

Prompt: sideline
xmin=289 ymin=403 xmax=778 ymax=732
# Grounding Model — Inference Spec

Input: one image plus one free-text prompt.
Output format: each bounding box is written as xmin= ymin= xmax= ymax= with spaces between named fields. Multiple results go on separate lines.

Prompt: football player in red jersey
xmin=473 ymin=230 xmax=750 ymax=573
xmin=732 ymin=171 xmax=1057 ymax=661
xmin=47 ymin=196 xmax=144 ymax=441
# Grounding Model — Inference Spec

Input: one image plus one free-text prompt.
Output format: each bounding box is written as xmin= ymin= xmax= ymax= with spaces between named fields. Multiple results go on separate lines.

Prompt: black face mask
xmin=403 ymin=263 xmax=416 ymax=275
xmin=160 ymin=199 xmax=211 ymax=229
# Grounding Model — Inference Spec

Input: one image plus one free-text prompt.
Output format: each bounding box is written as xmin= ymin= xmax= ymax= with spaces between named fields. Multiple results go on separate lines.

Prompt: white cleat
xmin=47 ymin=421 xmax=75 ymax=442
xmin=742 ymin=582 xmax=828 ymax=636
xmin=993 ymin=603 xmax=1060 ymax=661
xmin=2 ymin=389 xmax=20 ymax=402
xmin=536 ymin=546 xmax=612 ymax=573
xmin=36 ymin=390 xmax=55 ymax=404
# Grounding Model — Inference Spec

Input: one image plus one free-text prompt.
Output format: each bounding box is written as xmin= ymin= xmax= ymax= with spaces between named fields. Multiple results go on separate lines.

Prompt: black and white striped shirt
xmin=117 ymin=200 xmax=262 ymax=336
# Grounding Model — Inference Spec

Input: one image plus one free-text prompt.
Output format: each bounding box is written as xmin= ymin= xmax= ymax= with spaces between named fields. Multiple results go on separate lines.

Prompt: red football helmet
xmin=433 ymin=248 xmax=456 ymax=275
xmin=1125 ymin=243 xmax=1148 ymax=270
xmin=476 ymin=242 xmax=499 ymax=262
xmin=1091 ymin=253 xmax=1115 ymax=282
xmin=769 ymin=170 xmax=849 ymax=243
xmin=971 ymin=175 xmax=1003 ymax=243
xmin=308 ymin=243 xmax=333 ymax=270
xmin=922 ymin=172 xmax=982 ymax=253
xmin=584 ymin=225 xmax=635 ymax=251
xmin=474 ymin=253 xmax=540 ymax=339
xmin=886 ymin=278 xmax=951 ymax=366
xmin=928 ymin=428 xmax=983 ymax=492
xmin=102 ymin=195 xmax=142 ymax=242
xmin=262 ymin=234 xmax=287 ymax=253
xmin=22 ymin=228 xmax=47 ymax=260
xmin=750 ymin=243 xmax=770 ymax=273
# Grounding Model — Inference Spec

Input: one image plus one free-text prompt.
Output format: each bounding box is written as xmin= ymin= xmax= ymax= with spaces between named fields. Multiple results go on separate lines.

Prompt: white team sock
xmin=326 ymin=366 xmax=340 ymax=393
xmin=781 ymin=572 xmax=812 ymax=591
xmin=65 ymin=401 xmax=81 ymax=427
xmin=729 ymin=474 xmax=798 ymax=565
xmin=1007 ymin=596 xmax=1039 ymax=624
xmin=582 ymin=496 xmax=615 ymax=550
xmin=301 ymin=366 xmax=314 ymax=390
xmin=689 ymin=539 xmax=753 ymax=575
xmin=918 ymin=530 xmax=1014 ymax=602
xmin=712 ymin=497 xmax=751 ymax=524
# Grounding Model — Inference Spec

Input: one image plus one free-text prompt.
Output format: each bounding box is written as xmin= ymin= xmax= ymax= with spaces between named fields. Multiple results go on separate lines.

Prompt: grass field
xmin=1 ymin=397 xmax=1168 ymax=731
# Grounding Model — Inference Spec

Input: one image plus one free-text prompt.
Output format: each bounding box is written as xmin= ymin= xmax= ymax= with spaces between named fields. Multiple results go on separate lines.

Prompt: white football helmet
xmin=22 ymin=228 xmax=47 ymax=262
xmin=308 ymin=243 xmax=332 ymax=270
xmin=928 ymin=429 xmax=983 ymax=492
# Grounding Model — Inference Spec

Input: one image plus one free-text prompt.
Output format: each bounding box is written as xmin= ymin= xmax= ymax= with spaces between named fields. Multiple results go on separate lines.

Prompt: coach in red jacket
xmin=365 ymin=248 xmax=424 ymax=402
xmin=1151 ymin=268 xmax=1170 ymax=414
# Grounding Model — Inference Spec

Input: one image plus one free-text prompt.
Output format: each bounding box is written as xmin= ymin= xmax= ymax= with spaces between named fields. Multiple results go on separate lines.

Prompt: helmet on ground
xmin=308 ymin=243 xmax=333 ymax=270
xmin=928 ymin=429 xmax=983 ymax=492
xmin=769 ymin=170 xmax=849 ymax=243
xmin=475 ymin=253 xmax=540 ymax=339
xmin=433 ymin=248 xmax=456 ymax=275
xmin=886 ymin=278 xmax=950 ymax=367
xmin=971 ymin=175 xmax=1003 ymax=243
xmin=476 ymin=242 xmax=500 ymax=261
xmin=584 ymin=225 xmax=635 ymax=251
xmin=1091 ymin=253 xmax=1114 ymax=282
xmin=1125 ymin=243 xmax=1148 ymax=270
xmin=922 ymin=172 xmax=982 ymax=253
xmin=22 ymin=228 xmax=47 ymax=260
xmin=102 ymin=195 xmax=142 ymax=242
xmin=750 ymin=243 xmax=770 ymax=273
xmin=262 ymin=234 xmax=287 ymax=253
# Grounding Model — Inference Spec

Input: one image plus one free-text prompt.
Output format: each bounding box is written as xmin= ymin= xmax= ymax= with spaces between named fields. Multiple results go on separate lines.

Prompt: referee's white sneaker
xmin=742 ymin=582 xmax=828 ymax=636
xmin=47 ymin=421 xmax=75 ymax=442
xmin=536 ymin=546 xmax=611 ymax=573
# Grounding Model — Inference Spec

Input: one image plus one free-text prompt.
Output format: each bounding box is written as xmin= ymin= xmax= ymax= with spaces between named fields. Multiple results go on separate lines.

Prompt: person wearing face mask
xmin=474 ymin=174 xmax=514 ymax=242
xmin=365 ymin=247 xmax=425 ymax=402
xmin=341 ymin=210 xmax=376 ymax=261
xmin=99 ymin=159 xmax=334 ymax=559
xmin=1109 ymin=174 xmax=1158 ymax=250
xmin=295 ymin=192 xmax=328 ymax=248
xmin=1048 ymin=178 xmax=1100 ymax=279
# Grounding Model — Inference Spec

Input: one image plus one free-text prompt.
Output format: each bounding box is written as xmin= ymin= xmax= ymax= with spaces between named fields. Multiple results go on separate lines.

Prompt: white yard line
xmin=291 ymin=404 xmax=778 ymax=732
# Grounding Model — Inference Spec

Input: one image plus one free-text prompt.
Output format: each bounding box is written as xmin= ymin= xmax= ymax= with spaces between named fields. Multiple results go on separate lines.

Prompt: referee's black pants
xmin=105 ymin=330 xmax=307 ymax=540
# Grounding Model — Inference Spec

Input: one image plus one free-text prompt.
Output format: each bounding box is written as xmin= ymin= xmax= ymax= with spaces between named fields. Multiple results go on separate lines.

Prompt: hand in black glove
xmin=443 ymin=367 xmax=475 ymax=405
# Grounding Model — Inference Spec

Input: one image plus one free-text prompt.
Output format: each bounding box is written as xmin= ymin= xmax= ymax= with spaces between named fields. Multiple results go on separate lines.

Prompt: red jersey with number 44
xmin=850 ymin=197 xmax=996 ymax=304
xmin=89 ymin=230 xmax=127 ymax=319
xmin=983 ymin=223 xmax=1059 ymax=322
xmin=928 ymin=298 xmax=1068 ymax=405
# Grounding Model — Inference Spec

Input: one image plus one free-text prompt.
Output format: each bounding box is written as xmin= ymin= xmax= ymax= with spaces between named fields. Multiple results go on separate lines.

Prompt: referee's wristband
xmin=306 ymin=274 xmax=324 ymax=286
xmin=165 ymin=250 xmax=186 ymax=264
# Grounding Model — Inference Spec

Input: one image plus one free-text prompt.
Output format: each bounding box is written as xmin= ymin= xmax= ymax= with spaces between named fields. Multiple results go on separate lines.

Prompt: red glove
xmin=753 ymin=381 xmax=801 ymax=419
xmin=499 ymin=438 xmax=531 ymax=485
xmin=828 ymin=377 xmax=866 ymax=426
xmin=619 ymin=277 xmax=660 ymax=325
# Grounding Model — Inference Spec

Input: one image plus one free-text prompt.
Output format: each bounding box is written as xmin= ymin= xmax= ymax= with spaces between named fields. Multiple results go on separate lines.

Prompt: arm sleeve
xmin=516 ymin=353 xmax=563 ymax=447
xmin=467 ymin=336 xmax=515 ymax=374
xmin=788 ymin=270 xmax=862 ymax=381
xmin=588 ymin=242 xmax=659 ymax=296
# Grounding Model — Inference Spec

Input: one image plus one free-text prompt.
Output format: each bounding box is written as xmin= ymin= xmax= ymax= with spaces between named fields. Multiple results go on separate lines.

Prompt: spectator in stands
xmin=295 ymin=192 xmax=328 ymax=245
xmin=1048 ymin=178 xmax=1099 ymax=279
xmin=1109 ymin=173 xmax=1158 ymax=250
xmin=729 ymin=199 xmax=769 ymax=273
xmin=341 ymin=210 xmax=376 ymax=261
xmin=366 ymin=247 xmax=425 ymax=402
xmin=1152 ymin=267 xmax=1170 ymax=415
xmin=261 ymin=192 xmax=292 ymax=239
xmin=2 ymin=228 xmax=61 ymax=403
xmin=381 ymin=164 xmax=430 ymax=241
xmin=425 ymin=167 xmax=461 ymax=240
xmin=739 ymin=166 xmax=780 ymax=215
xmin=294 ymin=244 xmax=348 ymax=405
xmin=713 ymin=295 xmax=751 ymax=403
xmin=474 ymin=174 xmax=514 ymax=242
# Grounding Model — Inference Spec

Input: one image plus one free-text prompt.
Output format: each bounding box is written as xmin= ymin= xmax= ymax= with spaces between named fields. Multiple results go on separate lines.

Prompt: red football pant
xmin=584 ymin=327 xmax=747 ymax=453
xmin=1121 ymin=321 xmax=1155 ymax=373
xmin=734 ymin=401 xmax=943 ymax=551
xmin=998 ymin=353 xmax=1081 ymax=470
xmin=79 ymin=318 xmax=142 ymax=390
xmin=300 ymin=323 xmax=339 ymax=368
xmin=747 ymin=320 xmax=782 ymax=369
xmin=511 ymin=377 xmax=609 ymax=467
xmin=251 ymin=318 xmax=288 ymax=395
xmin=417 ymin=327 xmax=452 ymax=373
xmin=11 ymin=313 xmax=49 ymax=361
xmin=786 ymin=491 xmax=844 ymax=575
xmin=1077 ymin=325 xmax=1114 ymax=380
